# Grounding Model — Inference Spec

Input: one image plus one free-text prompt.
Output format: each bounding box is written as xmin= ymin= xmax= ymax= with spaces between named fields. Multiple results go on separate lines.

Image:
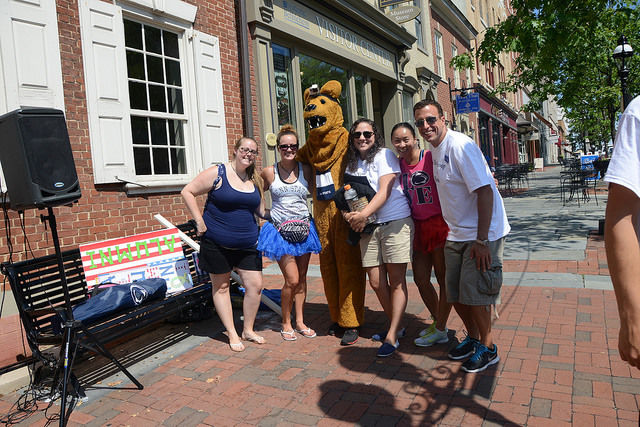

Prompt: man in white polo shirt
xmin=413 ymin=99 xmax=510 ymax=373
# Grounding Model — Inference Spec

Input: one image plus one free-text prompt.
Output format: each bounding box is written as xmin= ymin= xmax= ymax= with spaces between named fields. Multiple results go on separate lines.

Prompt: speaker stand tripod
xmin=42 ymin=207 xmax=143 ymax=426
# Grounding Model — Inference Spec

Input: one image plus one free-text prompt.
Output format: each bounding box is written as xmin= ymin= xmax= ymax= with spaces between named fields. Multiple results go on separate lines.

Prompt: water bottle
xmin=343 ymin=184 xmax=376 ymax=224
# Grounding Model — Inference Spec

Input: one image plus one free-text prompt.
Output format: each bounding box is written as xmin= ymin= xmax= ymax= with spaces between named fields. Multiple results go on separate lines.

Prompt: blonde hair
xmin=276 ymin=124 xmax=299 ymax=146
xmin=234 ymin=137 xmax=264 ymax=197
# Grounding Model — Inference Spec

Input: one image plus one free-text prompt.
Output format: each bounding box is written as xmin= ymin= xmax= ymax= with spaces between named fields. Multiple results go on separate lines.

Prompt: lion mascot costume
xmin=296 ymin=80 xmax=366 ymax=344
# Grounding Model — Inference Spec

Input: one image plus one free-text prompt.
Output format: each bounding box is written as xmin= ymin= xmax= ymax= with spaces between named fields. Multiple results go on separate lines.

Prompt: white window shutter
xmin=193 ymin=31 xmax=228 ymax=169
xmin=79 ymin=0 xmax=134 ymax=184
xmin=0 ymin=0 xmax=65 ymax=193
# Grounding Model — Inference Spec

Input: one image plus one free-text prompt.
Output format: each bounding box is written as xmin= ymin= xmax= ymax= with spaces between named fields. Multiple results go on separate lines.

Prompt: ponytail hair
xmin=277 ymin=124 xmax=299 ymax=146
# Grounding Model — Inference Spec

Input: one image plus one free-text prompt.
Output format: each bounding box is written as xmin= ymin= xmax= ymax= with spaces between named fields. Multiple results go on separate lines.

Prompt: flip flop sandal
xmin=296 ymin=328 xmax=317 ymax=338
xmin=229 ymin=342 xmax=245 ymax=352
xmin=242 ymin=332 xmax=266 ymax=344
xmin=280 ymin=330 xmax=297 ymax=341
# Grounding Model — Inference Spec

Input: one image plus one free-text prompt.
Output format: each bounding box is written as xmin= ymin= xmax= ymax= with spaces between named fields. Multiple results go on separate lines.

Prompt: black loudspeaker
xmin=0 ymin=108 xmax=81 ymax=210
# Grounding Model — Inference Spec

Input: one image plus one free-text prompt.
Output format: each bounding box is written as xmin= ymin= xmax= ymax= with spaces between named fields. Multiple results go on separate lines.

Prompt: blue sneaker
xmin=461 ymin=344 xmax=500 ymax=373
xmin=376 ymin=341 xmax=399 ymax=357
xmin=448 ymin=336 xmax=478 ymax=360
xmin=372 ymin=327 xmax=406 ymax=342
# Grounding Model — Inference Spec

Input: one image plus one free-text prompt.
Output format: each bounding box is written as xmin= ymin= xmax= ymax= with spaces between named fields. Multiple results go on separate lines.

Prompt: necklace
xmin=230 ymin=163 xmax=248 ymax=182
xmin=278 ymin=162 xmax=296 ymax=176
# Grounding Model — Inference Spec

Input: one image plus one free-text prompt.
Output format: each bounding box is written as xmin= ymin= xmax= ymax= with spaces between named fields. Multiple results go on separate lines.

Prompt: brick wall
xmin=0 ymin=0 xmax=252 ymax=370
xmin=429 ymin=8 xmax=478 ymax=145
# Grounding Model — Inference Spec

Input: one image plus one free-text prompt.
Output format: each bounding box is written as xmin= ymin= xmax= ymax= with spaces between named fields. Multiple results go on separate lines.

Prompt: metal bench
xmin=0 ymin=221 xmax=213 ymax=405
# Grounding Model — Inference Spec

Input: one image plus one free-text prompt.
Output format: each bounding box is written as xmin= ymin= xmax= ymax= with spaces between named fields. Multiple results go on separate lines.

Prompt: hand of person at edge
xmin=619 ymin=318 xmax=640 ymax=369
xmin=470 ymin=242 xmax=491 ymax=272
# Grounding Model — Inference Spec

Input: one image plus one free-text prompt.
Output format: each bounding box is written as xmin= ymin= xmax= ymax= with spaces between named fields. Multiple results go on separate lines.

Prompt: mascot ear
xmin=304 ymin=87 xmax=311 ymax=105
xmin=321 ymin=80 xmax=342 ymax=100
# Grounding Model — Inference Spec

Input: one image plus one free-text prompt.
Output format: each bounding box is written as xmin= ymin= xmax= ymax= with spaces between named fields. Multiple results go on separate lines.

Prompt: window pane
xmin=149 ymin=84 xmax=166 ymax=112
xmin=299 ymin=53 xmax=351 ymax=128
xmin=150 ymin=118 xmax=168 ymax=145
xmin=168 ymin=88 xmax=183 ymax=114
xmin=168 ymin=120 xmax=184 ymax=146
xmin=354 ymin=73 xmax=366 ymax=118
xmin=144 ymin=26 xmax=162 ymax=54
xmin=134 ymin=147 xmax=151 ymax=175
xmin=126 ymin=51 xmax=145 ymax=80
xmin=165 ymin=59 xmax=181 ymax=86
xmin=272 ymin=44 xmax=296 ymax=127
xmin=131 ymin=116 xmax=149 ymax=144
xmin=124 ymin=20 xmax=142 ymax=50
xmin=129 ymin=82 xmax=148 ymax=110
xmin=171 ymin=147 xmax=186 ymax=174
xmin=146 ymin=55 xmax=164 ymax=83
xmin=163 ymin=31 xmax=179 ymax=58
xmin=153 ymin=148 xmax=170 ymax=174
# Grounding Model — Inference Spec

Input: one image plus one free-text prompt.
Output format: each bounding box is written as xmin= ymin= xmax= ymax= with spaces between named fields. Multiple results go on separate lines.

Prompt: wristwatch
xmin=475 ymin=239 xmax=490 ymax=246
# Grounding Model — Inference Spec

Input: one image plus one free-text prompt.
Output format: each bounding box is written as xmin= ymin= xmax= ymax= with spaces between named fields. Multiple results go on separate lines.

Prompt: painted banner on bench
xmin=79 ymin=228 xmax=193 ymax=295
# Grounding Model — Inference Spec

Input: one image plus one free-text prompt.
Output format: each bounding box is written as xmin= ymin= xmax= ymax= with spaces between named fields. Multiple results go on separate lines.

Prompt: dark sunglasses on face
xmin=415 ymin=116 xmax=438 ymax=127
xmin=278 ymin=144 xmax=298 ymax=151
xmin=353 ymin=131 xmax=374 ymax=139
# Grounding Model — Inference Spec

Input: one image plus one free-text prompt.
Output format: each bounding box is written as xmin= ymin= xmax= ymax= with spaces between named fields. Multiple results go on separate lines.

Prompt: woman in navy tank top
xmin=182 ymin=137 xmax=269 ymax=352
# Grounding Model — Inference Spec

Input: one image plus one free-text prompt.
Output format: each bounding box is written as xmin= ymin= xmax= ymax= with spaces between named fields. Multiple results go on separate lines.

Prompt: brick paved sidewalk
xmin=1 ymin=235 xmax=638 ymax=426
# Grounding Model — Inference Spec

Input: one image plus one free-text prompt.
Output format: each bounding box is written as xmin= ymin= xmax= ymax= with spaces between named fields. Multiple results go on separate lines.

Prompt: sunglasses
xmin=278 ymin=144 xmax=299 ymax=151
xmin=238 ymin=146 xmax=258 ymax=156
xmin=415 ymin=117 xmax=438 ymax=127
xmin=353 ymin=131 xmax=374 ymax=139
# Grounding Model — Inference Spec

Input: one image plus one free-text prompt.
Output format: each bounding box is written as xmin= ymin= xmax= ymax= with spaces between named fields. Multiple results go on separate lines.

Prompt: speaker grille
xmin=20 ymin=114 xmax=78 ymax=193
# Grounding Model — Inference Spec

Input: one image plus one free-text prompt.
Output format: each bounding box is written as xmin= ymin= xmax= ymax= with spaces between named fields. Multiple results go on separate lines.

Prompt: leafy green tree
xmin=457 ymin=0 xmax=640 ymax=146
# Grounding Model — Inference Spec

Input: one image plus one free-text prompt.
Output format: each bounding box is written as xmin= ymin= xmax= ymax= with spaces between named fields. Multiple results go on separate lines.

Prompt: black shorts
xmin=198 ymin=237 xmax=262 ymax=274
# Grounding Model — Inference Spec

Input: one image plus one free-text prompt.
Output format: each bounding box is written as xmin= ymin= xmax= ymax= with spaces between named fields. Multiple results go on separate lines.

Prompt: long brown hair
xmin=345 ymin=118 xmax=384 ymax=171
xmin=234 ymin=137 xmax=264 ymax=197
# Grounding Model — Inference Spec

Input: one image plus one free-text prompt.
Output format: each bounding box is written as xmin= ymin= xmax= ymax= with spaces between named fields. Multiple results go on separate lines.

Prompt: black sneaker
xmin=448 ymin=336 xmax=478 ymax=360
xmin=328 ymin=322 xmax=344 ymax=336
xmin=461 ymin=344 xmax=500 ymax=373
xmin=341 ymin=328 xmax=359 ymax=345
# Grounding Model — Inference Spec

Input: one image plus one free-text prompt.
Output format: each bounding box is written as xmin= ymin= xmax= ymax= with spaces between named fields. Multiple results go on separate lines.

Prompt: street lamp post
xmin=613 ymin=35 xmax=634 ymax=111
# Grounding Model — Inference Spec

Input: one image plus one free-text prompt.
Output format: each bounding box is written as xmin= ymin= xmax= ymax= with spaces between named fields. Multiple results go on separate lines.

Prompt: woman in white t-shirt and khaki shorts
xmin=343 ymin=118 xmax=414 ymax=358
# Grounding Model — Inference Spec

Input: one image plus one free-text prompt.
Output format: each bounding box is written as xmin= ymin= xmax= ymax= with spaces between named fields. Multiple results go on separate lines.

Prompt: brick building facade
xmin=0 ymin=0 xmax=254 ymax=370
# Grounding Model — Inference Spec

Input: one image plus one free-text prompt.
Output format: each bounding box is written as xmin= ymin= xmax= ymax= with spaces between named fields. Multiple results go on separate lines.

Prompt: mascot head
xmin=304 ymin=80 xmax=343 ymax=136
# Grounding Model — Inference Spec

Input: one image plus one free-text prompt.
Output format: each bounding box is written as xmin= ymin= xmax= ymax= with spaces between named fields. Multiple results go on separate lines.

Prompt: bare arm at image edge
xmin=605 ymin=182 xmax=640 ymax=369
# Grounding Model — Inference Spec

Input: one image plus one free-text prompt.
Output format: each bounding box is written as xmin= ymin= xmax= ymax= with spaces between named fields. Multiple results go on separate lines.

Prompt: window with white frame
xmin=452 ymin=44 xmax=460 ymax=89
xmin=124 ymin=20 xmax=186 ymax=176
xmin=413 ymin=0 xmax=424 ymax=50
xmin=434 ymin=32 xmax=444 ymax=77
xmin=79 ymin=0 xmax=227 ymax=189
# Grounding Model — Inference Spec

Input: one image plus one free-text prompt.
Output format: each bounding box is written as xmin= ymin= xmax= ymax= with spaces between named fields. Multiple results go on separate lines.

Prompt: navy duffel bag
xmin=54 ymin=278 xmax=167 ymax=331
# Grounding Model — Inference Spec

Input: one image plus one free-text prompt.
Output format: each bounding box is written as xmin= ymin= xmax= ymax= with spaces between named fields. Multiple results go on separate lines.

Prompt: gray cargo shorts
xmin=444 ymin=237 xmax=505 ymax=306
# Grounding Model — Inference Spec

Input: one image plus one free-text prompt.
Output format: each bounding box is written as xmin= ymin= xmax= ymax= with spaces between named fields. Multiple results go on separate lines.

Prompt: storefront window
xmin=402 ymin=91 xmax=414 ymax=123
xmin=272 ymin=44 xmax=296 ymax=127
xmin=354 ymin=73 xmax=367 ymax=119
xmin=299 ymin=54 xmax=352 ymax=128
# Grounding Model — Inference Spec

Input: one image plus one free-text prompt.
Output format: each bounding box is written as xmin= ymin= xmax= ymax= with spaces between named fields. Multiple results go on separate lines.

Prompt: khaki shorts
xmin=359 ymin=216 xmax=414 ymax=267
xmin=444 ymin=237 xmax=505 ymax=306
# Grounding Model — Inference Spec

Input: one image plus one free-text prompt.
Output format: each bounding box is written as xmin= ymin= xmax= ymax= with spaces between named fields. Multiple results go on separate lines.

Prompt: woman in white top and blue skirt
xmin=258 ymin=125 xmax=322 ymax=341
